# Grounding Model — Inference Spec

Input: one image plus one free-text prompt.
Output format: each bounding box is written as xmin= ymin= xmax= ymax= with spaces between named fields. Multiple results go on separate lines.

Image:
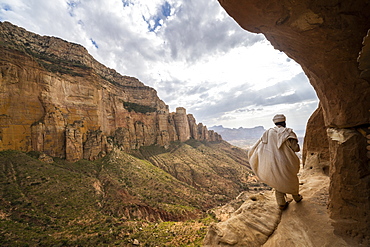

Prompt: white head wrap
xmin=273 ymin=114 xmax=286 ymax=123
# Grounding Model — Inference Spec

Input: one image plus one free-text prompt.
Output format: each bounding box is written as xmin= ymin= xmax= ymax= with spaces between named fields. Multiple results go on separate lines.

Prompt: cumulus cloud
xmin=0 ymin=0 xmax=319 ymax=130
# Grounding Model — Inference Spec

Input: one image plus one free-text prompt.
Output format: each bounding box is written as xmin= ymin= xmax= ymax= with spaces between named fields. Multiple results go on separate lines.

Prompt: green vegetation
xmin=137 ymin=140 xmax=252 ymax=202
xmin=0 ymin=150 xmax=217 ymax=246
xmin=98 ymin=75 xmax=149 ymax=90
xmin=99 ymin=75 xmax=122 ymax=87
xmin=0 ymin=140 xmax=256 ymax=246
xmin=123 ymin=101 xmax=157 ymax=114
xmin=1 ymin=35 xmax=89 ymax=77
xmin=24 ymin=48 xmax=90 ymax=77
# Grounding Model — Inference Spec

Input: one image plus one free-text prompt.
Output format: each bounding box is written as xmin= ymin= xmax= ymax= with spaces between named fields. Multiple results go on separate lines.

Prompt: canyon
xmin=1 ymin=0 xmax=370 ymax=244
xmin=0 ymin=21 xmax=221 ymax=163
xmin=0 ymin=21 xmax=252 ymax=246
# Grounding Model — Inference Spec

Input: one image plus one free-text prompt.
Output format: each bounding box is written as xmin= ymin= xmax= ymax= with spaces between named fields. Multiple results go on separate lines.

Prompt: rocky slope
xmin=0 ymin=138 xmax=253 ymax=246
xmin=214 ymin=0 xmax=370 ymax=245
xmin=0 ymin=21 xmax=221 ymax=162
xmin=134 ymin=140 xmax=252 ymax=199
xmin=0 ymin=22 xmax=260 ymax=245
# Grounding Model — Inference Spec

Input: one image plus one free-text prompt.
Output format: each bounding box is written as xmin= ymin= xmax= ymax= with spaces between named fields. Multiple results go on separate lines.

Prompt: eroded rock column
xmin=173 ymin=107 xmax=191 ymax=142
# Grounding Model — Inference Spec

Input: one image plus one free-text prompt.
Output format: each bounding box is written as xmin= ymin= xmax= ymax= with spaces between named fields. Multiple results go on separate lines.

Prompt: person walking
xmin=248 ymin=114 xmax=303 ymax=210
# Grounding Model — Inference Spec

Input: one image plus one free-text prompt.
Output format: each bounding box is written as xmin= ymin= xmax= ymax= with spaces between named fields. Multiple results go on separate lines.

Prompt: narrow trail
xmin=204 ymin=165 xmax=350 ymax=246
xmin=263 ymin=171 xmax=347 ymax=246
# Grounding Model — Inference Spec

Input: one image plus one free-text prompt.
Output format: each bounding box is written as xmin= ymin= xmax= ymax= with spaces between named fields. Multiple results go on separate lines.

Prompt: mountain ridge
xmin=209 ymin=125 xmax=305 ymax=150
xmin=0 ymin=21 xmax=221 ymax=162
xmin=0 ymin=21 xmax=258 ymax=246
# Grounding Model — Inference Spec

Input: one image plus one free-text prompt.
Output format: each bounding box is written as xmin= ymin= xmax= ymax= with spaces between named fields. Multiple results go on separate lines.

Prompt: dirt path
xmin=204 ymin=166 xmax=350 ymax=246
xmin=263 ymin=173 xmax=347 ymax=246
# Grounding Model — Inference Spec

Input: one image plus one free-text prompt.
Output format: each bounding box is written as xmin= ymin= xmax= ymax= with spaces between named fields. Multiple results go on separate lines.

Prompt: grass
xmin=0 ymin=140 xmax=257 ymax=246
xmin=0 ymin=150 xmax=220 ymax=246
xmin=24 ymin=48 xmax=90 ymax=77
xmin=0 ymin=37 xmax=90 ymax=77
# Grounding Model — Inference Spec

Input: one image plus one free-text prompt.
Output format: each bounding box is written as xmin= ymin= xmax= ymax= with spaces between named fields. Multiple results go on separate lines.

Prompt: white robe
xmin=248 ymin=126 xmax=300 ymax=194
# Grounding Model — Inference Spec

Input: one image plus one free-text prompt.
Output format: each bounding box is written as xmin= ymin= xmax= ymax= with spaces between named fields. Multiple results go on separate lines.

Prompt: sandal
xmin=279 ymin=201 xmax=289 ymax=210
xmin=295 ymin=194 xmax=303 ymax=203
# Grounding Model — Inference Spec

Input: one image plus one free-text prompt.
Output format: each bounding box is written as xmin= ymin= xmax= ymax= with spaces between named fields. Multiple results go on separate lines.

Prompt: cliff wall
xmin=0 ymin=22 xmax=221 ymax=162
xmin=217 ymin=0 xmax=370 ymax=245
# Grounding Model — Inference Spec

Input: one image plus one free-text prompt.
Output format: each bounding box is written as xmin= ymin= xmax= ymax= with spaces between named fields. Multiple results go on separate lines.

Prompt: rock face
xmin=302 ymin=105 xmax=330 ymax=174
xmin=0 ymin=22 xmax=221 ymax=162
xmin=204 ymin=192 xmax=281 ymax=247
xmin=218 ymin=0 xmax=370 ymax=245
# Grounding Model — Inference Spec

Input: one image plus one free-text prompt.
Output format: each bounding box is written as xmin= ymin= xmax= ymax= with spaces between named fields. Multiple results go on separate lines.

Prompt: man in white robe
xmin=248 ymin=114 xmax=303 ymax=210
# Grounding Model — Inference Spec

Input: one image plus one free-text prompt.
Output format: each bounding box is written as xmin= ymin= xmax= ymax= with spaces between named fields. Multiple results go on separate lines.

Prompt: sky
xmin=0 ymin=0 xmax=319 ymax=132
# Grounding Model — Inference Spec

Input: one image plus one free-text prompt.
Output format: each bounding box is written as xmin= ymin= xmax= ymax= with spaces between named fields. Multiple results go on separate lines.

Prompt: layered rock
xmin=204 ymin=192 xmax=281 ymax=246
xmin=173 ymin=107 xmax=191 ymax=142
xmin=0 ymin=22 xmax=221 ymax=162
xmin=218 ymin=0 xmax=370 ymax=244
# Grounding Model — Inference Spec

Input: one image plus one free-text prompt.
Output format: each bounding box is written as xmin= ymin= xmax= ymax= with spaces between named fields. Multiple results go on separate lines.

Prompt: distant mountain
xmin=209 ymin=125 xmax=266 ymax=149
xmin=209 ymin=125 xmax=305 ymax=150
xmin=210 ymin=125 xmax=266 ymax=140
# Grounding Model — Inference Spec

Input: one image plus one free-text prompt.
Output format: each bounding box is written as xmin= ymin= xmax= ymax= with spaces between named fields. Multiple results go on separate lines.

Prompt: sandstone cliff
xmin=216 ymin=0 xmax=370 ymax=245
xmin=0 ymin=21 xmax=221 ymax=162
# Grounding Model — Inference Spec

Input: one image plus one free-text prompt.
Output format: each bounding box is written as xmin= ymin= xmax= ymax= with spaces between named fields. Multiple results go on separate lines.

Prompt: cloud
xmin=160 ymin=1 xmax=263 ymax=62
xmin=0 ymin=0 xmax=319 ymax=131
xmin=150 ymin=67 xmax=318 ymax=130
xmin=252 ymin=72 xmax=317 ymax=106
xmin=187 ymin=72 xmax=318 ymax=129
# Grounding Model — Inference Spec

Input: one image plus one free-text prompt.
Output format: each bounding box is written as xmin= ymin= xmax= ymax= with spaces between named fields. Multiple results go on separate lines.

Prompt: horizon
xmin=209 ymin=124 xmax=306 ymax=137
